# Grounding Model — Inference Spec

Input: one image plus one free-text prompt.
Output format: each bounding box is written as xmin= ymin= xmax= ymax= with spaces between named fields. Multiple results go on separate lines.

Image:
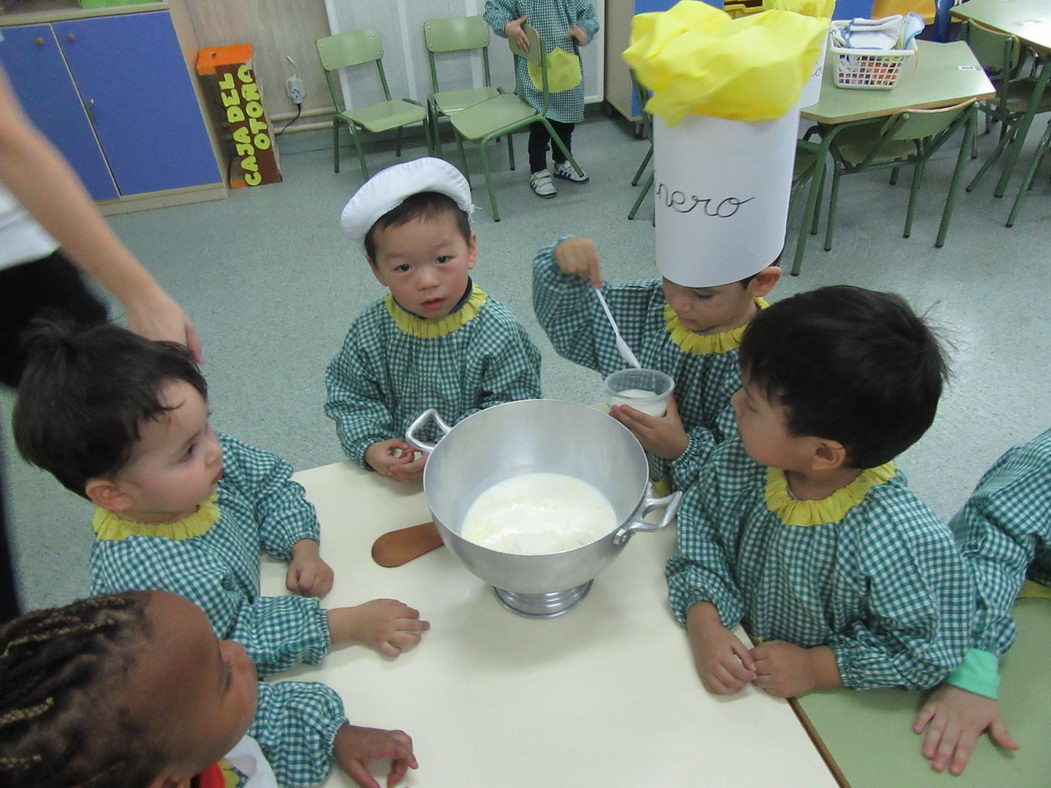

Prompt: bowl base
xmin=493 ymin=581 xmax=593 ymax=618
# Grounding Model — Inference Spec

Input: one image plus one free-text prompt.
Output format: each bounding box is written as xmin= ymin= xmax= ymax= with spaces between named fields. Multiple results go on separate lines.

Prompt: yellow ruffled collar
xmin=664 ymin=298 xmax=768 ymax=355
xmin=386 ymin=285 xmax=488 ymax=339
xmin=765 ymin=462 xmax=897 ymax=526
xmin=92 ymin=494 xmax=220 ymax=541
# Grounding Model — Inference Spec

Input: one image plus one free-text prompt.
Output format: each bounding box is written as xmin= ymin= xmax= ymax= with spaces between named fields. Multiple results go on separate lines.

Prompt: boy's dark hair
xmin=0 ymin=592 xmax=167 ymax=787
xmin=363 ymin=191 xmax=471 ymax=261
xmin=739 ymin=285 xmax=948 ymax=469
xmin=13 ymin=319 xmax=207 ymax=497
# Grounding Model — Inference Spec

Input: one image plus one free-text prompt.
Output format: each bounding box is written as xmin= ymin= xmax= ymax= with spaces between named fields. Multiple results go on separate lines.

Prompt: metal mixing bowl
xmin=405 ymin=400 xmax=682 ymax=617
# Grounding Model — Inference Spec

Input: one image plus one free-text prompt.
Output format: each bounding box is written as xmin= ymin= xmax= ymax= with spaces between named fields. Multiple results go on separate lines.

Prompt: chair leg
xmin=810 ymin=166 xmax=826 ymax=236
xmin=628 ymin=171 xmax=654 ymax=220
xmin=823 ymin=166 xmax=844 ymax=252
xmin=1006 ymin=121 xmax=1051 ymax=227
xmin=632 ymin=145 xmax=653 ymax=186
xmin=455 ymin=132 xmax=471 ymax=186
xmin=507 ymin=132 xmax=516 ymax=171
xmin=395 ymin=127 xmax=404 ymax=158
xmin=332 ymin=119 xmax=341 ymax=174
xmin=479 ymin=140 xmax=500 ymax=222
xmin=543 ymin=118 xmax=584 ymax=178
xmin=966 ymin=128 xmax=1013 ymax=192
xmin=904 ymin=160 xmax=925 ymax=239
xmin=348 ymin=124 xmax=370 ymax=180
xmin=792 ymin=159 xmax=825 ymax=276
xmin=937 ymin=114 xmax=975 ymax=247
xmin=889 ymin=167 xmax=900 ymax=186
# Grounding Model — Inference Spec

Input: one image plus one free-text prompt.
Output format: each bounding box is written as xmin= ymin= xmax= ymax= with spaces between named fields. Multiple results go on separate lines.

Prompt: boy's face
xmin=731 ymin=376 xmax=811 ymax=470
xmin=116 ymin=379 xmax=223 ymax=521
xmin=369 ymin=212 xmax=477 ymax=320
xmin=140 ymin=591 xmax=258 ymax=781
xmin=662 ymin=279 xmax=759 ymax=335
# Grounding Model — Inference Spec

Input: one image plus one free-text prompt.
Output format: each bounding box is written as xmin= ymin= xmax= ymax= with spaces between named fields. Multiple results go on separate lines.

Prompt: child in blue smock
xmin=326 ymin=157 xmax=541 ymax=483
xmin=13 ymin=320 xmax=429 ymax=681
xmin=0 ymin=590 xmax=417 ymax=788
xmin=667 ymin=286 xmax=976 ymax=698
xmin=533 ymin=235 xmax=781 ymax=491
xmin=913 ymin=428 xmax=1050 ymax=775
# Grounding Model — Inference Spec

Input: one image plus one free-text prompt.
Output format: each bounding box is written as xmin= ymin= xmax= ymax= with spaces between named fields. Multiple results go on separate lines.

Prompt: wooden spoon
xmin=371 ymin=521 xmax=444 ymax=567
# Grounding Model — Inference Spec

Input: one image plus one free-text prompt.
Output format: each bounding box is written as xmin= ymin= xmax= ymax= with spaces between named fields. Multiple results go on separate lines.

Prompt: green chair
xmin=447 ymin=23 xmax=585 ymax=222
xmin=786 ymin=136 xmax=826 ymax=276
xmin=821 ymin=99 xmax=978 ymax=252
xmin=316 ymin=29 xmax=429 ymax=179
xmin=1006 ymin=117 xmax=1051 ymax=227
xmin=628 ymin=71 xmax=654 ymax=221
xmin=423 ymin=16 xmax=503 ymax=157
xmin=960 ymin=20 xmax=1051 ymax=197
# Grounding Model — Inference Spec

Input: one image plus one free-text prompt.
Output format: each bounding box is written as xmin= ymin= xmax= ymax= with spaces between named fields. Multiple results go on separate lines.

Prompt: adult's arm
xmin=0 ymin=67 xmax=201 ymax=360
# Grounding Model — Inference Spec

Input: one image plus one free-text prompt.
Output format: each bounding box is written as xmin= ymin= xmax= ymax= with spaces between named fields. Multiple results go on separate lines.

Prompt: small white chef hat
xmin=340 ymin=157 xmax=474 ymax=245
xmin=653 ymin=107 xmax=798 ymax=287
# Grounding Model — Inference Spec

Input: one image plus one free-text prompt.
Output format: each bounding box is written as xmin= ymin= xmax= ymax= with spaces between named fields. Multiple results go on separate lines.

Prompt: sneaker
xmin=530 ymin=170 xmax=557 ymax=198
xmin=553 ymin=161 xmax=589 ymax=184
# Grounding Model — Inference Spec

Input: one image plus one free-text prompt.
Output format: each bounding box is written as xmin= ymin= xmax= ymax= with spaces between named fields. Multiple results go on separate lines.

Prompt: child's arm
xmin=91 ymin=540 xmax=331 ymax=676
xmin=328 ymin=598 xmax=431 ymax=658
xmin=569 ymin=0 xmax=600 ymax=45
xmin=333 ymin=725 xmax=418 ymax=788
xmin=749 ymin=641 xmax=842 ymax=698
xmin=457 ymin=306 xmax=542 ymax=420
xmin=913 ymin=685 xmax=1017 ymax=775
xmin=324 ymin=326 xmax=400 ymax=470
xmin=532 ymin=237 xmax=659 ymax=375
xmin=482 ymin=0 xmax=518 ymax=41
xmin=825 ymin=513 xmax=977 ymax=692
xmin=686 ymin=601 xmax=756 ymax=695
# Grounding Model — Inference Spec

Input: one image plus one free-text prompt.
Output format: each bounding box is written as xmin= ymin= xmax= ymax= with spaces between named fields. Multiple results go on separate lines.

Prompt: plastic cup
xmin=605 ymin=368 xmax=675 ymax=417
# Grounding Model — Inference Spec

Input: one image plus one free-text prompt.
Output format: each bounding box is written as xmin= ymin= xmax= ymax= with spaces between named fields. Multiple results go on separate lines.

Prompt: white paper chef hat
xmin=653 ymin=106 xmax=799 ymax=287
xmin=340 ymin=157 xmax=474 ymax=245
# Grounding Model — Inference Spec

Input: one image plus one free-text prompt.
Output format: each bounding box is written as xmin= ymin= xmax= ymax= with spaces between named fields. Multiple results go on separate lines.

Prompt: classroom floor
xmin=2 ymin=111 xmax=1049 ymax=611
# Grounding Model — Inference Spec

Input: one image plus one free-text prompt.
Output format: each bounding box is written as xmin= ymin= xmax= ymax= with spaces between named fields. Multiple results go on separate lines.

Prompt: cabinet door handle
xmin=66 ymin=33 xmax=76 ymax=42
xmin=34 ymin=37 xmax=45 ymax=46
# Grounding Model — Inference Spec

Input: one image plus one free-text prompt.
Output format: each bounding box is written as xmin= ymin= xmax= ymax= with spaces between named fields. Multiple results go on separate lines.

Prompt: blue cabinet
xmin=0 ymin=11 xmax=221 ymax=201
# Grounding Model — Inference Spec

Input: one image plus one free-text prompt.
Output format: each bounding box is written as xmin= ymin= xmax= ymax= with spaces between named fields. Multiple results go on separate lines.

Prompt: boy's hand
xmin=328 ymin=599 xmax=431 ymax=657
xmin=914 ymin=684 xmax=1018 ymax=775
xmin=553 ymin=236 xmax=602 ymax=286
xmin=505 ymin=15 xmax=529 ymax=51
xmin=609 ymin=395 xmax=688 ymax=459
xmin=333 ymin=724 xmax=417 ymax=788
xmin=366 ymin=439 xmax=426 ymax=483
xmin=568 ymin=24 xmax=589 ymax=44
xmin=750 ymin=641 xmax=841 ymax=698
xmin=287 ymin=539 xmax=334 ymax=597
xmin=687 ymin=603 xmax=756 ymax=695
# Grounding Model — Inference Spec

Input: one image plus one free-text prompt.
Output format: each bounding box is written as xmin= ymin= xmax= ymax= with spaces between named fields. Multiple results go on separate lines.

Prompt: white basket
xmin=829 ymin=21 xmax=917 ymax=90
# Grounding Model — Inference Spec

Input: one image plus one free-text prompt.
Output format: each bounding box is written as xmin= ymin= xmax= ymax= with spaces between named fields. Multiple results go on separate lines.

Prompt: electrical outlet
xmin=286 ymin=75 xmax=305 ymax=105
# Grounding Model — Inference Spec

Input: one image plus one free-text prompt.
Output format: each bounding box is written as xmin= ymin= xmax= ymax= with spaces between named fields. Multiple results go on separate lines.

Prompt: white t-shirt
xmin=0 ymin=182 xmax=58 ymax=270
xmin=223 ymin=735 xmax=278 ymax=787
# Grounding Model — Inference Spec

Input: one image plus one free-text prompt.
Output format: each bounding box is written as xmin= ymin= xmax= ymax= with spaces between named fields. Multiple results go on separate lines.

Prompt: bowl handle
xmin=404 ymin=408 xmax=453 ymax=455
xmin=612 ymin=486 xmax=683 ymax=546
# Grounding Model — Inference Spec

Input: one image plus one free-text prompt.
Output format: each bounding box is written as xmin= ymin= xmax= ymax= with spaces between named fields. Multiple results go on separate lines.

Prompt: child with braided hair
xmin=0 ymin=590 xmax=417 ymax=787
xmin=12 ymin=320 xmax=430 ymax=678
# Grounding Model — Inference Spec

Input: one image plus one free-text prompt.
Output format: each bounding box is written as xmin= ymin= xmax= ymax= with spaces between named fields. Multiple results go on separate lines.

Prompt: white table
xmin=261 ymin=462 xmax=836 ymax=787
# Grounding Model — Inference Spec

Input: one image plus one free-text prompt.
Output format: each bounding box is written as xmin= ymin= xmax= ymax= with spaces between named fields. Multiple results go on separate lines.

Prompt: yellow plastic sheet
xmin=623 ymin=0 xmax=828 ymax=124
xmin=528 ymin=47 xmax=582 ymax=93
xmin=764 ymin=0 xmax=835 ymax=19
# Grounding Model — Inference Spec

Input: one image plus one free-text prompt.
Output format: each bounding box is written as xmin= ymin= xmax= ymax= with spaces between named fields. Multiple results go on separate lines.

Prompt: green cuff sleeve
xmin=945 ymin=649 xmax=1001 ymax=699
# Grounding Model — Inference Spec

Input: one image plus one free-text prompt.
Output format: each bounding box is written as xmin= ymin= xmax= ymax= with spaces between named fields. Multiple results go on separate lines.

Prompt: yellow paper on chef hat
xmin=528 ymin=47 xmax=582 ymax=93
xmin=623 ymin=0 xmax=827 ymax=124
xmin=764 ymin=0 xmax=836 ymax=19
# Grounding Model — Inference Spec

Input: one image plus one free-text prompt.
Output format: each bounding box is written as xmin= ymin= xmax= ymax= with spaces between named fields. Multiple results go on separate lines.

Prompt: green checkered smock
xmin=483 ymin=0 xmax=599 ymax=124
xmin=90 ymin=433 xmax=330 ymax=677
xmin=950 ymin=428 xmax=1051 ymax=657
xmin=325 ymin=286 xmax=541 ymax=469
xmin=666 ymin=438 xmax=976 ymax=691
xmin=250 ymin=680 xmax=348 ymax=788
xmin=533 ymin=241 xmax=742 ymax=489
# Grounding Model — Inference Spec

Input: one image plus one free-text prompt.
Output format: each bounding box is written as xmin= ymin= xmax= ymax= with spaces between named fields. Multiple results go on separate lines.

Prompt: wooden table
xmin=951 ymin=0 xmax=1051 ymax=198
xmin=788 ymin=40 xmax=995 ymax=275
xmin=260 ymin=462 xmax=836 ymax=787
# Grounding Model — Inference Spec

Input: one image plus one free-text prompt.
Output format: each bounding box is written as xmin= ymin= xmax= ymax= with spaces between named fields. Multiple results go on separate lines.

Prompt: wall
xmin=185 ymin=0 xmax=333 ymax=118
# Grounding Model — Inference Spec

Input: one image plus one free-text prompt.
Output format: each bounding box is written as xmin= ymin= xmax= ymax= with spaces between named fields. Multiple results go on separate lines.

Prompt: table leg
xmin=993 ymin=56 xmax=1051 ymax=198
